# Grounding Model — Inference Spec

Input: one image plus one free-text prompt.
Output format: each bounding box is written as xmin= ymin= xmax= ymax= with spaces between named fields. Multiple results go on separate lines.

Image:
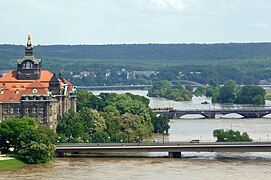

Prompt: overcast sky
xmin=1 ymin=0 xmax=271 ymax=45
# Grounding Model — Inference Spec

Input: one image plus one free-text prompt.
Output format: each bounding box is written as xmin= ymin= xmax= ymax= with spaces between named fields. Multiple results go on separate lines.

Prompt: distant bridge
xmin=55 ymin=142 xmax=271 ymax=158
xmin=170 ymin=80 xmax=203 ymax=87
xmin=153 ymin=107 xmax=271 ymax=119
xmin=77 ymin=85 xmax=152 ymax=91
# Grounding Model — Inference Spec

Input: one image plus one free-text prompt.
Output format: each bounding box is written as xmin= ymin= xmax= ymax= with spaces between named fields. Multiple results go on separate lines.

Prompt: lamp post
xmin=163 ymin=131 xmax=166 ymax=143
xmin=108 ymin=136 xmax=111 ymax=143
xmin=58 ymin=136 xmax=61 ymax=143
xmin=136 ymin=136 xmax=140 ymax=143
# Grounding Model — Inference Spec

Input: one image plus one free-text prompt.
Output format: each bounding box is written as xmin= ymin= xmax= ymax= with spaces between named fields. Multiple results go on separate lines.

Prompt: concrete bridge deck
xmin=55 ymin=142 xmax=271 ymax=158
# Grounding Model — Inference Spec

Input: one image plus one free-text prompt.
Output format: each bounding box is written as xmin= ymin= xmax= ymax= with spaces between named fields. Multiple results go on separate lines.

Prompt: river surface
xmin=2 ymin=90 xmax=271 ymax=179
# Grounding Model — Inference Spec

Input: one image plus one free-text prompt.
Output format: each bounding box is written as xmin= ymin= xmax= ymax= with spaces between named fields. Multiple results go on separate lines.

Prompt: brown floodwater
xmin=2 ymin=118 xmax=271 ymax=180
xmin=1 ymin=156 xmax=271 ymax=180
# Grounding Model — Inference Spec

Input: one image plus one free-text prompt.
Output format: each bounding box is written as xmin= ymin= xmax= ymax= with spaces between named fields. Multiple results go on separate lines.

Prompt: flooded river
xmin=2 ymin=90 xmax=271 ymax=179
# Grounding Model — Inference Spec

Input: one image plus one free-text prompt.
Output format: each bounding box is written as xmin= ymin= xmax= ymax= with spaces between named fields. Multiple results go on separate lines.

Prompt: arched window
xmin=23 ymin=61 xmax=33 ymax=69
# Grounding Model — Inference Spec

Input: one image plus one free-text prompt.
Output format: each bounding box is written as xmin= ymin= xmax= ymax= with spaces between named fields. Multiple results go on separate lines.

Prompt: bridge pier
xmin=55 ymin=151 xmax=65 ymax=157
xmin=168 ymin=151 xmax=182 ymax=158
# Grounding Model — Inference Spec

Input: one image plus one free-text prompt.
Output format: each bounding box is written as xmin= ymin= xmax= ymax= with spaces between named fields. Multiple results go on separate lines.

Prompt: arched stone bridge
xmin=153 ymin=107 xmax=271 ymax=119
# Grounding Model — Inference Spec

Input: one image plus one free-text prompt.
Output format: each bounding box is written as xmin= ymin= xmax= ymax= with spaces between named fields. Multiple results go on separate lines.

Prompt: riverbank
xmin=0 ymin=155 xmax=24 ymax=170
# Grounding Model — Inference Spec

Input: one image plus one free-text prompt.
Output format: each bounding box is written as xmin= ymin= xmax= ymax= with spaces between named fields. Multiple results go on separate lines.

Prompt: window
xmin=10 ymin=108 xmax=13 ymax=114
xmin=24 ymin=61 xmax=33 ymax=69
xmin=17 ymin=108 xmax=20 ymax=114
xmin=25 ymin=108 xmax=29 ymax=114
xmin=25 ymin=74 xmax=31 ymax=78
xmin=39 ymin=107 xmax=44 ymax=114
xmin=32 ymin=107 xmax=37 ymax=114
xmin=3 ymin=107 xmax=8 ymax=114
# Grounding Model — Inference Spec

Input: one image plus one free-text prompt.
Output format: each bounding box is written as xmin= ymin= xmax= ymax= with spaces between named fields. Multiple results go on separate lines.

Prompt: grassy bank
xmin=0 ymin=158 xmax=24 ymax=170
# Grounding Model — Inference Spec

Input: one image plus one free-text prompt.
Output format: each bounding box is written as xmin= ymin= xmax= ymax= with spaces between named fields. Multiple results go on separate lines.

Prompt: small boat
xmin=201 ymin=101 xmax=209 ymax=104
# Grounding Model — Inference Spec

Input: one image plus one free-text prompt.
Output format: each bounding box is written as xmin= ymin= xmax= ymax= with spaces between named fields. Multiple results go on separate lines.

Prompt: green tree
xmin=92 ymin=131 xmax=109 ymax=143
xmin=218 ymin=80 xmax=238 ymax=103
xmin=151 ymin=114 xmax=170 ymax=133
xmin=91 ymin=109 xmax=106 ymax=132
xmin=76 ymin=90 xmax=93 ymax=111
xmin=236 ymin=85 xmax=265 ymax=105
xmin=56 ymin=110 xmax=84 ymax=142
xmin=58 ymin=91 xmax=169 ymax=143
xmin=213 ymin=129 xmax=252 ymax=142
xmin=0 ymin=117 xmax=56 ymax=164
xmin=17 ymin=126 xmax=55 ymax=164
xmin=0 ymin=117 xmax=36 ymax=151
xmin=148 ymin=80 xmax=193 ymax=101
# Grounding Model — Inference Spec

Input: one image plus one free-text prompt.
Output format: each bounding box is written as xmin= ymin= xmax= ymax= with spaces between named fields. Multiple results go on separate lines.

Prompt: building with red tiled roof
xmin=0 ymin=35 xmax=76 ymax=129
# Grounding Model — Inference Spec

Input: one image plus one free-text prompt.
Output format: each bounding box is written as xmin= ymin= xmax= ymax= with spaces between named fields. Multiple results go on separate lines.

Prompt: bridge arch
xmin=220 ymin=113 xmax=244 ymax=119
xmin=179 ymin=114 xmax=206 ymax=119
xmin=263 ymin=113 xmax=271 ymax=118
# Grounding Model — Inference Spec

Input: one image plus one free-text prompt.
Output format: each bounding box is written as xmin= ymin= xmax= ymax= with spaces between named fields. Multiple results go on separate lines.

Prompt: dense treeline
xmin=2 ymin=43 xmax=271 ymax=61
xmin=2 ymin=44 xmax=271 ymax=86
xmin=200 ymin=80 xmax=266 ymax=105
xmin=148 ymin=80 xmax=193 ymax=101
xmin=57 ymin=91 xmax=170 ymax=143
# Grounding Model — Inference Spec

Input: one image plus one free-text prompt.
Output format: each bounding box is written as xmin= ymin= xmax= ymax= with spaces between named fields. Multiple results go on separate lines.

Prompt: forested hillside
xmin=1 ymin=43 xmax=271 ymax=86
xmin=2 ymin=43 xmax=271 ymax=62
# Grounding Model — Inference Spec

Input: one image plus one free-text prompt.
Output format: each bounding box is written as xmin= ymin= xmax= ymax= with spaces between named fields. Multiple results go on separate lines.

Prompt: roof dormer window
xmin=23 ymin=61 xmax=33 ymax=69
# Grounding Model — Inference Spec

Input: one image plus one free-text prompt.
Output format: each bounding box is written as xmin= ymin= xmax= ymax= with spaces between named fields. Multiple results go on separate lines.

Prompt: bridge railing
xmin=153 ymin=106 xmax=271 ymax=112
xmin=56 ymin=141 xmax=271 ymax=147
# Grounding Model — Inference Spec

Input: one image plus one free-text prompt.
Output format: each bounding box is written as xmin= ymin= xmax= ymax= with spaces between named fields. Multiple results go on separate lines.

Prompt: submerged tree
xmin=213 ymin=129 xmax=252 ymax=142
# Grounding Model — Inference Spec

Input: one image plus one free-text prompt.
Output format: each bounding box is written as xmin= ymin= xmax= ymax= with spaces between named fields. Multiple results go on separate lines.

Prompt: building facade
xmin=0 ymin=35 xmax=76 ymax=129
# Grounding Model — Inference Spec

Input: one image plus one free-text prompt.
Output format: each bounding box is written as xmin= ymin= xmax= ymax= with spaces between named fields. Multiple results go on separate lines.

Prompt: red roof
xmin=0 ymin=89 xmax=24 ymax=102
xmin=62 ymin=78 xmax=73 ymax=91
xmin=0 ymin=70 xmax=73 ymax=103
xmin=24 ymin=81 xmax=48 ymax=95
xmin=0 ymin=70 xmax=53 ymax=90
xmin=0 ymin=70 xmax=52 ymax=102
xmin=0 ymin=83 xmax=8 ymax=90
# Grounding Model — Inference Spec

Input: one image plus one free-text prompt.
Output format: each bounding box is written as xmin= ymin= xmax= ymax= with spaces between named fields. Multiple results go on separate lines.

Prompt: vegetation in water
xmin=208 ymin=80 xmax=266 ymax=105
xmin=147 ymin=80 xmax=193 ymax=101
xmin=213 ymin=129 xmax=252 ymax=142
xmin=191 ymin=80 xmax=266 ymax=105
xmin=0 ymin=117 xmax=56 ymax=164
xmin=265 ymin=92 xmax=271 ymax=100
xmin=57 ymin=90 xmax=170 ymax=143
